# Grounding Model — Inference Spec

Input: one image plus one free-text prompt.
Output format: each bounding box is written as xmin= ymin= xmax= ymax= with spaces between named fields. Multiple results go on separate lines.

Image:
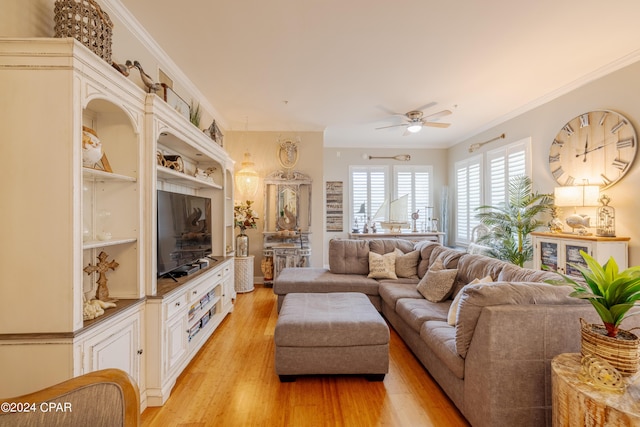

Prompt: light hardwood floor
xmin=141 ymin=285 xmax=470 ymax=427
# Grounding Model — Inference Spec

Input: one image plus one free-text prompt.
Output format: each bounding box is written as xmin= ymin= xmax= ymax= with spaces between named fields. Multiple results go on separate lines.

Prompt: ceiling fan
xmin=375 ymin=107 xmax=452 ymax=135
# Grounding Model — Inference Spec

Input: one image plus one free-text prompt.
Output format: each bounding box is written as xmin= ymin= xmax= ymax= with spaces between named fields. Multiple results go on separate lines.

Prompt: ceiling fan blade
xmin=413 ymin=102 xmax=437 ymax=113
xmin=375 ymin=105 xmax=406 ymax=117
xmin=423 ymin=121 xmax=451 ymax=128
xmin=424 ymin=109 xmax=452 ymax=120
xmin=375 ymin=123 xmax=408 ymax=130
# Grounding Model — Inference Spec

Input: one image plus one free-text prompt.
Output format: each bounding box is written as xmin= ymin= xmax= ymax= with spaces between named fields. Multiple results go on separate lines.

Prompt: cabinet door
xmin=82 ymin=311 xmax=142 ymax=384
xmin=537 ymin=239 xmax=559 ymax=272
xmin=564 ymin=242 xmax=592 ymax=276
xmin=166 ymin=314 xmax=188 ymax=374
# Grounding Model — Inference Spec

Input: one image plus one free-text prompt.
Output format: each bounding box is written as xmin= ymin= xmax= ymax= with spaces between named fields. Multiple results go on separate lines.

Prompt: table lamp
xmin=553 ymin=185 xmax=599 ymax=234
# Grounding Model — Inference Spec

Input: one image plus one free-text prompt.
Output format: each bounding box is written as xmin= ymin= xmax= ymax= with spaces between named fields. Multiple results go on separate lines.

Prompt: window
xmin=350 ymin=166 xmax=388 ymax=230
xmin=454 ymin=156 xmax=482 ymax=245
xmin=394 ymin=165 xmax=432 ymax=222
xmin=486 ymin=138 xmax=531 ymax=207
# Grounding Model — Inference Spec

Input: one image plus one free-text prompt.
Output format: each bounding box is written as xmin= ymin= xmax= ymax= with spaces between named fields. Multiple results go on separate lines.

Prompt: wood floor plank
xmin=141 ymin=285 xmax=469 ymax=427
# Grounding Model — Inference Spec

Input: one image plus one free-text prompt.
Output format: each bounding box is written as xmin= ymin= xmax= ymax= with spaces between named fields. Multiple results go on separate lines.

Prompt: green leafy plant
xmin=475 ymin=175 xmax=553 ymax=267
xmin=546 ymin=251 xmax=640 ymax=338
xmin=189 ymin=101 xmax=201 ymax=127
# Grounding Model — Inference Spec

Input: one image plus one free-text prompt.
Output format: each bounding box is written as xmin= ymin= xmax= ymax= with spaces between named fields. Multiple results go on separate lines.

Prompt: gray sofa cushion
xmin=416 ymin=241 xmax=442 ymax=278
xmin=274 ymin=268 xmax=380 ymax=296
xmin=395 ymin=298 xmax=450 ymax=333
xmin=328 ymin=239 xmax=370 ymax=274
xmin=369 ymin=238 xmax=414 ymax=255
xmin=420 ymin=320 xmax=464 ymax=379
xmin=455 ymin=282 xmax=582 ymax=358
xmin=378 ymin=282 xmax=422 ymax=310
xmin=451 ymin=253 xmax=508 ymax=297
xmin=394 ymin=248 xmax=420 ymax=278
xmin=497 ymin=263 xmax=560 ymax=283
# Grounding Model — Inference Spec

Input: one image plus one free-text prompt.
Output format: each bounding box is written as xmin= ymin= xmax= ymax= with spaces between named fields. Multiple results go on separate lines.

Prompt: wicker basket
xmin=54 ymin=0 xmax=113 ymax=63
xmin=580 ymin=318 xmax=640 ymax=376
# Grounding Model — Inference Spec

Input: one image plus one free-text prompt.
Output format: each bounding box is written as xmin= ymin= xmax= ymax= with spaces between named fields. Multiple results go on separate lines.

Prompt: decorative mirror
xmin=264 ymin=170 xmax=312 ymax=232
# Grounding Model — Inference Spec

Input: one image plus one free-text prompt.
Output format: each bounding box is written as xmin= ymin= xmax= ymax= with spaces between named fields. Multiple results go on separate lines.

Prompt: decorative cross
xmin=83 ymin=251 xmax=119 ymax=301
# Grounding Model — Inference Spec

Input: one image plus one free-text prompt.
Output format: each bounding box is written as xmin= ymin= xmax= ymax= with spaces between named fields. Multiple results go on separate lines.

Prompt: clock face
xmin=549 ymin=110 xmax=637 ymax=189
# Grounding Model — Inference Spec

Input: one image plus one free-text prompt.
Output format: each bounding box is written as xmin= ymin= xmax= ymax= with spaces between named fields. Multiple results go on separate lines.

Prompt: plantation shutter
xmin=486 ymin=138 xmax=530 ymax=207
xmin=455 ymin=157 xmax=482 ymax=244
xmin=394 ymin=166 xmax=432 ymax=222
xmin=350 ymin=166 xmax=388 ymax=229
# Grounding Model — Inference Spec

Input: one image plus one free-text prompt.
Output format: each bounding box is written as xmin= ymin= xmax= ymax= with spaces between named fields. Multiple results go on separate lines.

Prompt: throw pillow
xmin=447 ymin=275 xmax=493 ymax=326
xmin=367 ymin=251 xmax=398 ymax=279
xmin=394 ymin=248 xmax=419 ymax=279
xmin=417 ymin=266 xmax=458 ymax=302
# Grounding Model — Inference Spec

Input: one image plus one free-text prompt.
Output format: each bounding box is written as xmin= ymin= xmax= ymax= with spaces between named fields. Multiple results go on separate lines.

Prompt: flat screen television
xmin=157 ymin=190 xmax=212 ymax=277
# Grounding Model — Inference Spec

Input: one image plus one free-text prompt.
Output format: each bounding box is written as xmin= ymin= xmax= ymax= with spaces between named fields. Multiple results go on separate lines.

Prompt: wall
xmin=321 ymin=147 xmax=449 ymax=266
xmin=225 ymin=131 xmax=324 ymax=276
xmin=448 ymin=60 xmax=640 ymax=266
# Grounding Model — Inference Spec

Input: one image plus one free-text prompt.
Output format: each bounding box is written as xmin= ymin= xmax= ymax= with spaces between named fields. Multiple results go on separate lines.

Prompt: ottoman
xmin=274 ymin=292 xmax=390 ymax=382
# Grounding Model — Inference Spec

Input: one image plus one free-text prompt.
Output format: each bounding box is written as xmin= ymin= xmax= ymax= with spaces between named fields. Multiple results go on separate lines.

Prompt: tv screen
xmin=157 ymin=190 xmax=212 ymax=277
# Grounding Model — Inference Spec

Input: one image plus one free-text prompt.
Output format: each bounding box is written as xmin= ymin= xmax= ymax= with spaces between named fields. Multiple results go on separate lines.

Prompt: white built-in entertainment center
xmin=0 ymin=38 xmax=236 ymax=409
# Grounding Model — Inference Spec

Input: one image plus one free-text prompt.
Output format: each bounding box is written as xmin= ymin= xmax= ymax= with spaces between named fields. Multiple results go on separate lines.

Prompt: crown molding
xmin=452 ymin=48 xmax=640 ymax=147
xmin=101 ymin=0 xmax=228 ymax=130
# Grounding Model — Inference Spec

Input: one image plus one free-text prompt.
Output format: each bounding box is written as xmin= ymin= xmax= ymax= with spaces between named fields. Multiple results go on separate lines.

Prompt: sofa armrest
xmin=462 ymin=304 xmax=601 ymax=427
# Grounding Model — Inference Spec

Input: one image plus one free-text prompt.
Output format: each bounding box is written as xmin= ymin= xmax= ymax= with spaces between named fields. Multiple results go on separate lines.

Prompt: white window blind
xmin=455 ymin=156 xmax=482 ymax=245
xmin=486 ymin=138 xmax=531 ymax=207
xmin=394 ymin=166 xmax=432 ymax=221
xmin=350 ymin=166 xmax=388 ymax=229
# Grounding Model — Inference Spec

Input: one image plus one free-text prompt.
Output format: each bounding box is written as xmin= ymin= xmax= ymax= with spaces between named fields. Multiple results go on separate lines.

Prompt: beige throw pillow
xmin=368 ymin=251 xmax=398 ymax=279
xmin=394 ymin=248 xmax=419 ymax=279
xmin=417 ymin=258 xmax=458 ymax=302
xmin=447 ymin=275 xmax=493 ymax=326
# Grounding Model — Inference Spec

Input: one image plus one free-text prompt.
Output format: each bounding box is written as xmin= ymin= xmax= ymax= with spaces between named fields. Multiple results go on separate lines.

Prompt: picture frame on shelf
xmin=160 ymin=83 xmax=190 ymax=121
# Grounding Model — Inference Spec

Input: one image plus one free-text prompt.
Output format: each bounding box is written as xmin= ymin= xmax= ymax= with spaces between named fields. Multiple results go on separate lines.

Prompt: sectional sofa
xmin=273 ymin=238 xmax=627 ymax=427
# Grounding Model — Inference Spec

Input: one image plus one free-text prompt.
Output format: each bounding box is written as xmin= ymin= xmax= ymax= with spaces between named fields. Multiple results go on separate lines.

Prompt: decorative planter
xmin=236 ymin=232 xmax=249 ymax=257
xmin=580 ymin=318 xmax=640 ymax=376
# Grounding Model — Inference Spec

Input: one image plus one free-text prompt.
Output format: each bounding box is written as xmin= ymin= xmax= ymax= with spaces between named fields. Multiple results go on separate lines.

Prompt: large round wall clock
xmin=548 ymin=110 xmax=637 ymax=189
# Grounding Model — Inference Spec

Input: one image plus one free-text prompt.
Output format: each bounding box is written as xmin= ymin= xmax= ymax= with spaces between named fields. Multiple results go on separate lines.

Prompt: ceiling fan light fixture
xmin=407 ymin=123 xmax=422 ymax=133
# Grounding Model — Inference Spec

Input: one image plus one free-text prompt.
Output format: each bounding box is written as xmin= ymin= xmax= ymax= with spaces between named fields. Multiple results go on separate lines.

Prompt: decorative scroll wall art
xmin=325 ymin=181 xmax=343 ymax=232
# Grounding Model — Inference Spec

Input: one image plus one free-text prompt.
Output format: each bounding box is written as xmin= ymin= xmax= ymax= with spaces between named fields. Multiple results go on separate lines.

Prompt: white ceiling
xmin=118 ymin=0 xmax=640 ymax=149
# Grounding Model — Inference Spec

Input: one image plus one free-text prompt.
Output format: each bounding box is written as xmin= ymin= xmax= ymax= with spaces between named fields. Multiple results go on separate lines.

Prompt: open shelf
xmin=83 ymin=237 xmax=137 ymax=250
xmin=157 ymin=166 xmax=223 ymax=190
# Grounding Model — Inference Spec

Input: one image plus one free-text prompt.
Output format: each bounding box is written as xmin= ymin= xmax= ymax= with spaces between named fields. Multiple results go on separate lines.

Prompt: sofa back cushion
xmin=369 ymin=238 xmax=414 ymax=254
xmin=328 ymin=239 xmax=370 ymax=275
xmin=454 ymin=281 xmax=583 ymax=358
xmin=497 ymin=263 xmax=560 ymax=283
xmin=451 ymin=254 xmax=508 ymax=297
xmin=416 ymin=241 xmax=442 ymax=278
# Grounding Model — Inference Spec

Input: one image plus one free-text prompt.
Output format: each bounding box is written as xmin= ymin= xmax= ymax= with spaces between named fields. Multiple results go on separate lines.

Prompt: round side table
xmin=234 ymin=256 xmax=255 ymax=293
xmin=552 ymin=353 xmax=640 ymax=426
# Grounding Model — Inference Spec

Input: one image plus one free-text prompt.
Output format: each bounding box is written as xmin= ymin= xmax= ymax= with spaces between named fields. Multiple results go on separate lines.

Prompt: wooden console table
xmin=552 ymin=353 xmax=640 ymax=426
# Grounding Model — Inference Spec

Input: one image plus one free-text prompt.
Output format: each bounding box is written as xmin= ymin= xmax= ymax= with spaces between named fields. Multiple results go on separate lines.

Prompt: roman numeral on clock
xmin=551 ymin=139 xmax=564 ymax=148
xmin=564 ymin=176 xmax=575 ymax=186
xmin=610 ymin=120 xmax=628 ymax=134
xmin=601 ymin=174 xmax=612 ymax=186
xmin=552 ymin=167 xmax=564 ymax=179
xmin=617 ymin=138 xmax=635 ymax=149
xmin=562 ymin=124 xmax=574 ymax=136
xmin=579 ymin=114 xmax=590 ymax=128
xmin=549 ymin=154 xmax=560 ymax=163
xmin=612 ymin=159 xmax=629 ymax=171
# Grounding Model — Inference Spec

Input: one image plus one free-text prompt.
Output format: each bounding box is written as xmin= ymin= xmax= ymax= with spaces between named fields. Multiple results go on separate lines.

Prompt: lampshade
xmin=553 ymin=185 xmax=599 ymax=207
xmin=407 ymin=123 xmax=422 ymax=133
xmin=235 ymin=152 xmax=259 ymax=198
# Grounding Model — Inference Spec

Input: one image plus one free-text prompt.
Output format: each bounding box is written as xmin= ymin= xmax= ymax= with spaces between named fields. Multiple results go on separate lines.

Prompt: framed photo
xmin=160 ymin=83 xmax=190 ymax=121
xmin=325 ymin=181 xmax=343 ymax=232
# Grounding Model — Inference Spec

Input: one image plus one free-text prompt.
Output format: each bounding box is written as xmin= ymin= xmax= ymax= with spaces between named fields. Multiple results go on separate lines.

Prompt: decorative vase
xmin=236 ymin=231 xmax=249 ymax=257
xmin=580 ymin=318 xmax=640 ymax=377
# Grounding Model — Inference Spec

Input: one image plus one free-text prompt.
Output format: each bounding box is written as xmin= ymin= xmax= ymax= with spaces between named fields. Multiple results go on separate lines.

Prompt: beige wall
xmin=226 ymin=131 xmax=324 ymax=275
xmin=448 ymin=60 xmax=640 ymax=266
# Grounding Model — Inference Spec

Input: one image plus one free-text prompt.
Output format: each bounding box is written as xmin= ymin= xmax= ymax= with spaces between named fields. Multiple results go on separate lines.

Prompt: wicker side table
xmin=234 ymin=256 xmax=255 ymax=293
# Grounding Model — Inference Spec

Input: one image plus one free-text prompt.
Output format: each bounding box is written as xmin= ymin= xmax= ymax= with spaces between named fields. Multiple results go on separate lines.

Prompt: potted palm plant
xmin=547 ymin=250 xmax=640 ymax=376
xmin=475 ymin=175 xmax=553 ymax=267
